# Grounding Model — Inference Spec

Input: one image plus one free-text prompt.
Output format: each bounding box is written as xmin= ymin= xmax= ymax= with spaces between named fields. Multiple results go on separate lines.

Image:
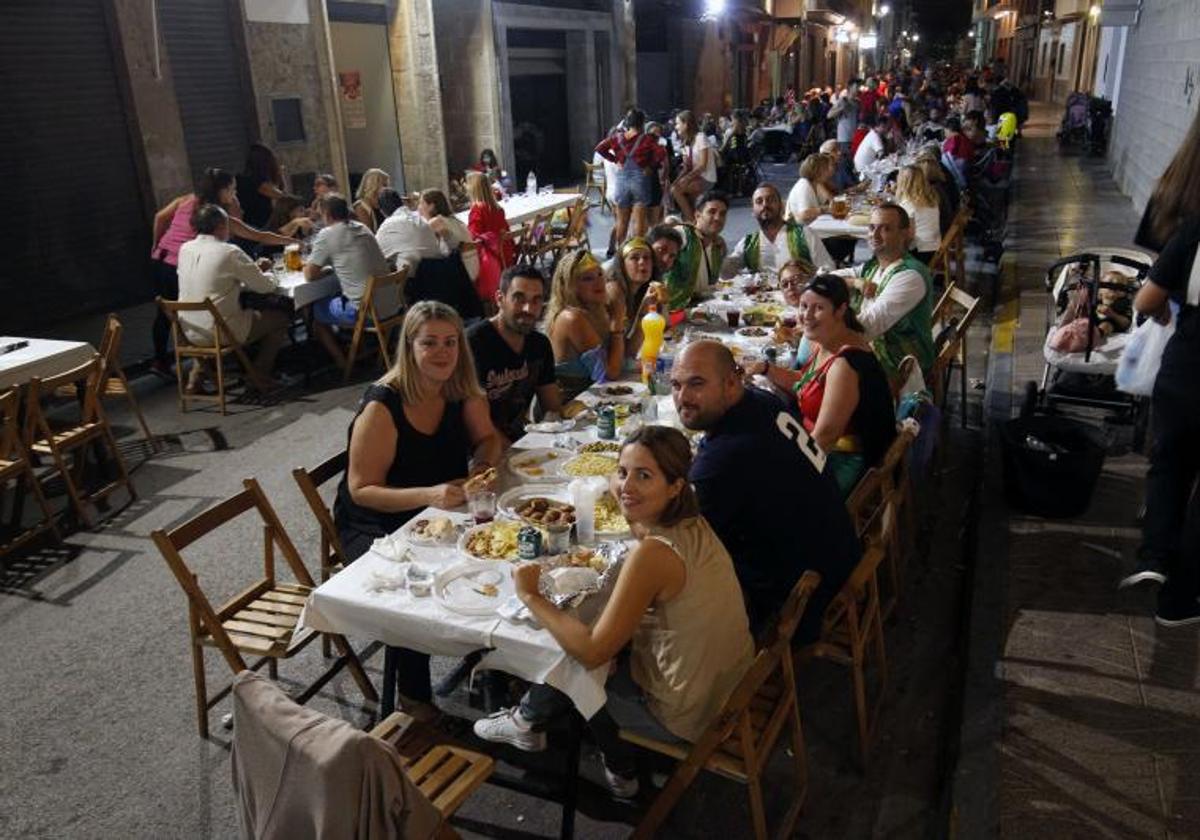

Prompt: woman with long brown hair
xmin=474 ymin=425 xmax=753 ymax=799
xmin=1122 ymin=108 xmax=1200 ymax=626
xmin=670 ymin=110 xmax=716 ymax=221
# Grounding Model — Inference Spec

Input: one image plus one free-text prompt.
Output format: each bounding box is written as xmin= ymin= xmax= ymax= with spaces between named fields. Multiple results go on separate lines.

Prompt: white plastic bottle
xmin=526 ymin=171 xmax=537 ymax=196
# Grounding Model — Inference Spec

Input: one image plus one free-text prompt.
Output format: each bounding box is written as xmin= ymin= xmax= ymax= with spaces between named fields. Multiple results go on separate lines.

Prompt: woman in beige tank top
xmin=473 ymin=426 xmax=754 ymax=797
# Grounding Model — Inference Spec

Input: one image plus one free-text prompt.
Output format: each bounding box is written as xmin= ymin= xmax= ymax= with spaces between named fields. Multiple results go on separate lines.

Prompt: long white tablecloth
xmin=0 ymin=337 xmax=96 ymax=390
xmin=807 ymin=214 xmax=870 ymax=239
xmin=274 ymin=271 xmax=340 ymax=309
xmin=298 ymin=507 xmax=610 ymax=717
xmin=455 ymin=192 xmax=581 ymax=227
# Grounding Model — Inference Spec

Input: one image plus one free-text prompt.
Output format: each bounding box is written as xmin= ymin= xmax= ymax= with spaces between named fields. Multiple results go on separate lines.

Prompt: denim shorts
xmin=613 ymin=166 xmax=654 ymax=208
xmin=312 ymin=295 xmax=359 ymax=327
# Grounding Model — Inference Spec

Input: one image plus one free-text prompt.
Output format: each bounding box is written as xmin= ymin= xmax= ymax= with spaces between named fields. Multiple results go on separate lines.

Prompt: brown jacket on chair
xmin=230 ymin=671 xmax=442 ymax=840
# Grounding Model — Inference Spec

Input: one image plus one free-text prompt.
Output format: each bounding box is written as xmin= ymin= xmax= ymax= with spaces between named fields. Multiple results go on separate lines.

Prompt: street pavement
xmin=952 ymin=102 xmax=1200 ymax=839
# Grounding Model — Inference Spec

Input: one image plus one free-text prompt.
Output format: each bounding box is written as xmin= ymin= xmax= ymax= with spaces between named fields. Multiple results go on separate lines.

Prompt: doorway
xmin=509 ymin=74 xmax=570 ymax=187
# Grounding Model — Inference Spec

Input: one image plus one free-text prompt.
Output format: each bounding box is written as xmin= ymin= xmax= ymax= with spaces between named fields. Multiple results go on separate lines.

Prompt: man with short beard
xmin=467 ymin=265 xmax=561 ymax=443
xmin=670 ymin=340 xmax=858 ymax=639
xmin=662 ymin=190 xmax=730 ymax=313
xmin=724 ymin=183 xmax=832 ymax=276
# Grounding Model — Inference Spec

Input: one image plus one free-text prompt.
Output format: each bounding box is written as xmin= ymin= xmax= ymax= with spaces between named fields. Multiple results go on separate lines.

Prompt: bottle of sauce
xmin=640 ymin=304 xmax=666 ymax=386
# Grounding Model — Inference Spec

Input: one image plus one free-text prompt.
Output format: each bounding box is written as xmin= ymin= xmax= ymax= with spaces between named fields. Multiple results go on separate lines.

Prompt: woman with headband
xmin=747 ymin=273 xmax=895 ymax=495
xmin=546 ymin=249 xmax=627 ymax=398
xmin=606 ymin=237 xmax=666 ymax=355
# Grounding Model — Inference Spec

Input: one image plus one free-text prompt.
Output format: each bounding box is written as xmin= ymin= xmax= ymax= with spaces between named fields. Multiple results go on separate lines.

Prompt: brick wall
xmin=1108 ymin=0 xmax=1200 ymax=213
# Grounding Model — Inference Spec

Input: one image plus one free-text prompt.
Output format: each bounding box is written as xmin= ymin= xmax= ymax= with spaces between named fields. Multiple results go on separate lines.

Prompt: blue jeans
xmin=613 ymin=166 xmax=654 ymax=208
xmin=518 ymin=656 xmax=682 ymax=776
xmin=313 ymin=294 xmax=359 ymax=327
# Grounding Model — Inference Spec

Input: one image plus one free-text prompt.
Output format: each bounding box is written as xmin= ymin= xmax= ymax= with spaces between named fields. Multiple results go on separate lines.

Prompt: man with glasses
xmin=833 ymin=203 xmax=935 ymax=385
xmin=723 ymin=183 xmax=832 ymax=276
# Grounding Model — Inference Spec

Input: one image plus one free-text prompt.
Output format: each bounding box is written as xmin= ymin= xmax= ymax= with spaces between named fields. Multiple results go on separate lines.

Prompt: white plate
xmin=508 ymin=448 xmax=568 ymax=481
xmin=457 ymin=520 xmax=527 ymax=562
xmin=586 ymin=382 xmax=647 ymax=403
xmin=398 ymin=513 xmax=464 ymax=546
xmin=496 ymin=484 xmax=572 ymax=521
xmin=434 ymin=561 xmax=514 ymax=616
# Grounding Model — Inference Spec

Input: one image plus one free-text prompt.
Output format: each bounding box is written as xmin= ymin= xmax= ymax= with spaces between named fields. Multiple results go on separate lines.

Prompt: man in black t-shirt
xmin=467 ymin=265 xmax=562 ymax=443
xmin=670 ymin=340 xmax=860 ymax=639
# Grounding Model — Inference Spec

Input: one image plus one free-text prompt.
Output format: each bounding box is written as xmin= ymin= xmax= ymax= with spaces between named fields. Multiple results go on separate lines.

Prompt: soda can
xmin=517 ymin=526 xmax=542 ymax=560
xmin=597 ymin=405 xmax=616 ymax=440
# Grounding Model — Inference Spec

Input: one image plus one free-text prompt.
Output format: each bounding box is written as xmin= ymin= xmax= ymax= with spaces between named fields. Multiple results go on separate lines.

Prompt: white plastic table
xmin=807 ymin=214 xmax=871 ymax=239
xmin=0 ymin=337 xmax=96 ymax=390
xmin=273 ymin=271 xmax=340 ymax=309
xmin=455 ymin=192 xmax=581 ymax=227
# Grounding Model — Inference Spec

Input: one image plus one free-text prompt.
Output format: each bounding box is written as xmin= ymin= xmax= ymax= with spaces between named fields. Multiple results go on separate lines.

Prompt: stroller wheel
xmin=1020 ymin=381 xmax=1040 ymax=419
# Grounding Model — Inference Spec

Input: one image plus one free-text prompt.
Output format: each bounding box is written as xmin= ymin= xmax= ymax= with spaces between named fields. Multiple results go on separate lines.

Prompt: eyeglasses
xmin=780 ymin=277 xmax=806 ymax=289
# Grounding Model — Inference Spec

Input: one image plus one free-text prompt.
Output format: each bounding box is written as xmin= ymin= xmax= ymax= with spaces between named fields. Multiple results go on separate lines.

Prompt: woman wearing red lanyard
xmin=595 ymin=108 xmax=663 ymax=248
xmin=748 ymin=274 xmax=895 ymax=495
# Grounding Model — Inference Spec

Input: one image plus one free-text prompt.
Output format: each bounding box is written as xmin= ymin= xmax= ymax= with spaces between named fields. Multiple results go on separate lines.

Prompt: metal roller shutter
xmin=158 ymin=0 xmax=255 ymax=180
xmin=0 ymin=0 xmax=150 ymax=331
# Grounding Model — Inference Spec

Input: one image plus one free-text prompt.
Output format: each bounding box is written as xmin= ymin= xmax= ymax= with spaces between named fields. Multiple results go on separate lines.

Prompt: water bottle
xmin=526 ymin=172 xmax=537 ymax=196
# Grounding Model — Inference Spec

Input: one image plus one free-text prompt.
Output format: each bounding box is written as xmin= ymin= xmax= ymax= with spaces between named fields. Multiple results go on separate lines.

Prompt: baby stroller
xmin=1024 ymin=248 xmax=1155 ymax=450
xmin=1057 ymin=92 xmax=1090 ymax=148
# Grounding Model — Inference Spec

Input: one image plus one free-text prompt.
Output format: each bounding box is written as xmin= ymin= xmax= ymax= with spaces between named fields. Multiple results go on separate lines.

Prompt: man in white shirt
xmin=176 ymin=204 xmax=290 ymax=390
xmin=725 ymin=184 xmax=832 ymax=276
xmin=833 ymin=203 xmax=935 ymax=384
xmin=304 ymin=193 xmax=391 ymax=367
xmin=374 ymin=187 xmax=441 ymax=271
xmin=853 ymin=117 xmax=889 ymax=175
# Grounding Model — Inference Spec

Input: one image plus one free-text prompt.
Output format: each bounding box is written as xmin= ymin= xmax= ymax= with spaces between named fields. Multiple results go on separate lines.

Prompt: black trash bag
xmin=1001 ymin=415 xmax=1106 ymax=518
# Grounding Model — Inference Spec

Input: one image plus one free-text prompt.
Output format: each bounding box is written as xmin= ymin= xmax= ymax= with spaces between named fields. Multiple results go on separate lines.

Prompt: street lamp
xmin=878 ymin=3 xmax=890 ymax=15
xmin=703 ymin=0 xmax=725 ymax=17
xmin=912 ymin=33 xmax=920 ymax=42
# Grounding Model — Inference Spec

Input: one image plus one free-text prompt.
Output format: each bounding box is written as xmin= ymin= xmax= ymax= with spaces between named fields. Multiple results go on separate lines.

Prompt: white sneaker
xmin=602 ymin=764 xmax=639 ymax=800
xmin=472 ymin=708 xmax=547 ymax=752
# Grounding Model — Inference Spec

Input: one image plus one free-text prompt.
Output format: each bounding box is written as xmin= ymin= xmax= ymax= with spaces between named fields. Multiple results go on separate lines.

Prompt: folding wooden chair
xmin=530 ymin=197 xmax=591 ymax=267
xmin=500 ymin=222 xmax=532 ymax=268
xmin=292 ymin=451 xmax=349 ymax=657
xmin=928 ymin=203 xmax=969 ymax=290
xmin=864 ymin=428 xmax=918 ymax=622
xmin=150 ymin=478 xmax=378 ymax=738
xmin=371 ymin=711 xmax=495 ymax=824
xmin=88 ymin=315 xmax=156 ymax=452
xmin=581 ymin=161 xmax=610 ymax=214
xmin=343 ymin=267 xmax=409 ymax=382
xmin=25 ymin=356 xmax=136 ymax=529
xmin=620 ymin=571 xmax=822 ymax=840
xmin=157 ymin=297 xmax=269 ymax=415
xmin=931 ymin=284 xmax=982 ymax=427
xmin=796 ymin=508 xmax=888 ymax=770
xmin=0 ymin=389 xmax=59 ymax=555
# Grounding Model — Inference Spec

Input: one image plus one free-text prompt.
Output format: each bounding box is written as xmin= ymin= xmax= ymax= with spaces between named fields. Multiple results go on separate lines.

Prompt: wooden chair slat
xmin=272 ymin=582 xmax=312 ymax=596
xmin=223 ymin=618 xmax=293 ymax=641
xmin=247 ymin=598 xmax=304 ymax=617
xmin=418 ymin=751 xmax=470 ymax=801
xmin=260 ymin=589 xmax=308 ymax=606
xmin=233 ymin=608 xmax=298 ymax=629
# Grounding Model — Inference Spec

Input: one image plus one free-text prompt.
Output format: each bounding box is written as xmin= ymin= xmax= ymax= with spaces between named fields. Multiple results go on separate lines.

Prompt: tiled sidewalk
xmin=954 ymin=103 xmax=1200 ymax=838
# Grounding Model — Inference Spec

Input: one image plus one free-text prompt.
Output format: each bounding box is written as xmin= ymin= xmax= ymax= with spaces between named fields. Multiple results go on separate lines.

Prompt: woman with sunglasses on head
xmin=474 ymin=425 xmax=753 ymax=799
xmin=606 ymin=237 xmax=666 ymax=356
xmin=748 ymin=273 xmax=895 ymax=495
xmin=546 ymin=249 xmax=627 ymax=398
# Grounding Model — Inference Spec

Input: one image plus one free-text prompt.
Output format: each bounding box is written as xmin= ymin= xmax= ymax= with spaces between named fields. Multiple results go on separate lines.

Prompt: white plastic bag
xmin=1115 ymin=303 xmax=1177 ymax=396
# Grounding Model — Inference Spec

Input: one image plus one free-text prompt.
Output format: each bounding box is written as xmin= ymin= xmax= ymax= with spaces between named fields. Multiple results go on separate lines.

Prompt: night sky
xmin=912 ymin=0 xmax=974 ymax=46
